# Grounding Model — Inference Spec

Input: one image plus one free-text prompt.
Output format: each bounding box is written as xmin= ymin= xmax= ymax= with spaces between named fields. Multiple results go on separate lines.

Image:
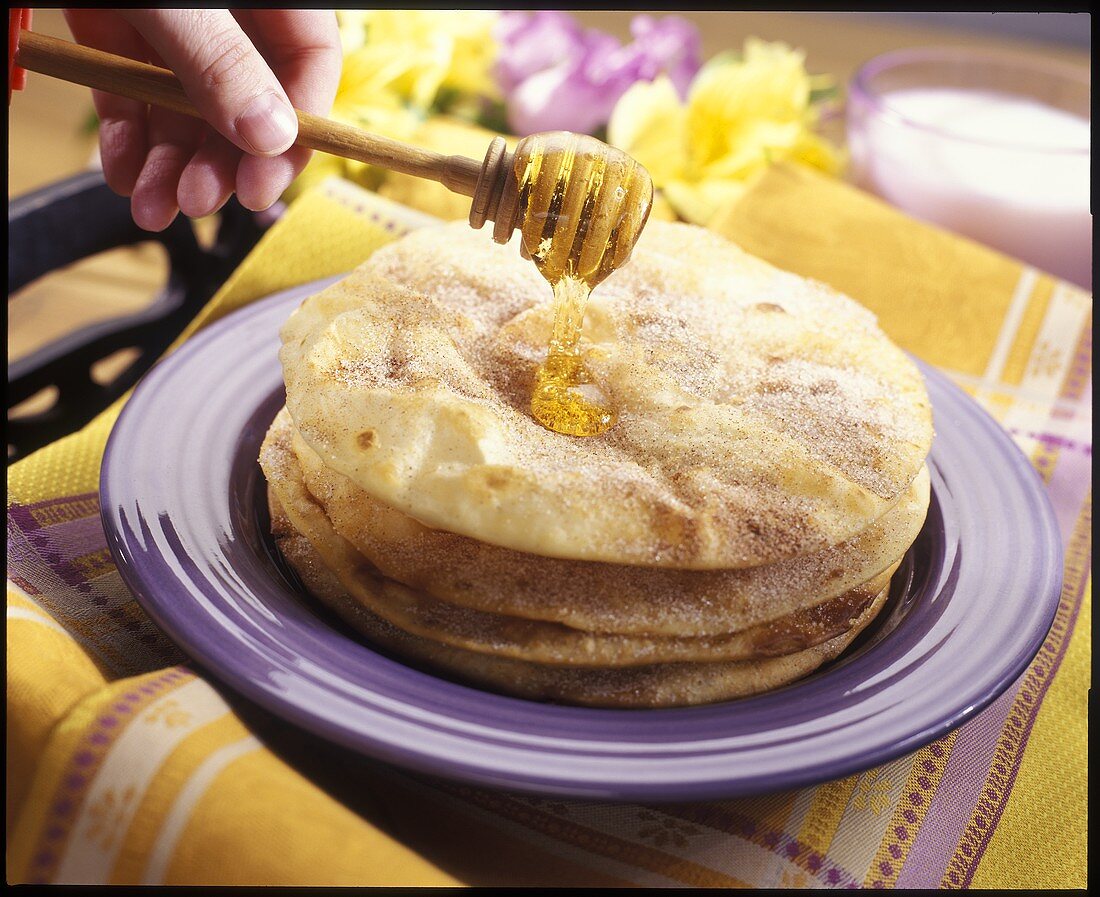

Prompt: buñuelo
xmin=280 ymin=221 xmax=932 ymax=570
xmin=261 ymin=409 xmax=903 ymax=668
xmin=269 ymin=490 xmax=894 ymax=708
xmin=266 ymin=220 xmax=933 ymax=707
xmin=270 ymin=407 xmax=928 ymax=638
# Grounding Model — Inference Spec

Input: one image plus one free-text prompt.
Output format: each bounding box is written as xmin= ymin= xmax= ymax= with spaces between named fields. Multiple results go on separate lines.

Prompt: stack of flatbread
xmin=260 ymin=221 xmax=932 ymax=708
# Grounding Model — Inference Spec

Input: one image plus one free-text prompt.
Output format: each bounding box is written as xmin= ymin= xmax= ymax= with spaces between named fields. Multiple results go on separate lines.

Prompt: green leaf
xmin=809 ymin=83 xmax=840 ymax=105
xmin=431 ymin=85 xmax=461 ymax=115
xmin=474 ymin=99 xmax=511 ymax=135
xmin=81 ymin=108 xmax=100 ymax=136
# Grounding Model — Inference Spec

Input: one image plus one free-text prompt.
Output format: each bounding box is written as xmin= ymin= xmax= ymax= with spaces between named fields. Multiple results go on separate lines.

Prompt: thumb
xmin=121 ymin=8 xmax=298 ymax=156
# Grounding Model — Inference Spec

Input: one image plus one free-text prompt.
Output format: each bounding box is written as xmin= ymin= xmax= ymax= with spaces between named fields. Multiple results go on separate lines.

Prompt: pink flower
xmin=495 ymin=11 xmax=701 ymax=136
xmin=624 ymin=15 xmax=701 ymax=97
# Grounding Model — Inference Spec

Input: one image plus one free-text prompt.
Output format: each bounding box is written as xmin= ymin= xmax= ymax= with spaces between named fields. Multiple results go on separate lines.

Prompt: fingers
xmin=68 ymin=9 xmax=343 ymax=219
xmin=178 ymin=133 xmax=240 ymax=218
xmin=120 ymin=8 xmax=299 ymax=157
xmin=131 ymin=106 xmax=204 ymax=231
xmin=237 ymin=10 xmax=341 ymax=116
xmin=236 ymin=147 xmax=308 ymax=211
xmin=233 ymin=10 xmax=342 ymax=207
xmin=63 ymin=10 xmax=149 ymax=195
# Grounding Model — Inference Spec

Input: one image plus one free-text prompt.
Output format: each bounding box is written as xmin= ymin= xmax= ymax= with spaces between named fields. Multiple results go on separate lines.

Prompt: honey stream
xmin=513 ymin=132 xmax=653 ymax=436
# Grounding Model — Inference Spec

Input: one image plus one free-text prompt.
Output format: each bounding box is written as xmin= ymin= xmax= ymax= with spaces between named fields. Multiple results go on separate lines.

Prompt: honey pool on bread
xmin=268 ymin=220 xmax=933 ymax=707
xmin=513 ymin=132 xmax=653 ymax=437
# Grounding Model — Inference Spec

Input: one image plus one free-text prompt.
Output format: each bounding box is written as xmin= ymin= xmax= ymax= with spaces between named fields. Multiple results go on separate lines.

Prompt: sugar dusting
xmin=289 ymin=410 xmax=929 ymax=638
xmin=265 ymin=220 xmax=934 ymax=705
xmin=263 ymin=412 xmax=904 ymax=705
xmin=291 ymin=221 xmax=931 ymax=567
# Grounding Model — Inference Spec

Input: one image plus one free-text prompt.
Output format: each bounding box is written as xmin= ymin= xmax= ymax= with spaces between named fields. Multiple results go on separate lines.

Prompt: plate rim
xmin=100 ymin=280 xmax=1064 ymax=800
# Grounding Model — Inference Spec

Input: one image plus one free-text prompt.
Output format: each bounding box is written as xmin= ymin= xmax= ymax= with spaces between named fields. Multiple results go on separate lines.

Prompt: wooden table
xmin=7 ymin=10 xmax=1089 ymax=403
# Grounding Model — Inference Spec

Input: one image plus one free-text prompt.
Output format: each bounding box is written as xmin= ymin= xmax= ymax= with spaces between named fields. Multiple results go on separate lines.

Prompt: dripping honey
xmin=513 ymin=132 xmax=653 ymax=437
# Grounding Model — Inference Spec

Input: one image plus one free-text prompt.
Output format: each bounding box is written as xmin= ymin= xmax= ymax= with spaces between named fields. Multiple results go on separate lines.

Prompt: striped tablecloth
xmin=8 ymin=167 xmax=1089 ymax=887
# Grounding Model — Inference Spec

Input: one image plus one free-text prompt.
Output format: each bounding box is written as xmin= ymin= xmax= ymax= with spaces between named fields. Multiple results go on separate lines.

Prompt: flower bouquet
xmin=289 ymin=10 xmax=843 ymax=226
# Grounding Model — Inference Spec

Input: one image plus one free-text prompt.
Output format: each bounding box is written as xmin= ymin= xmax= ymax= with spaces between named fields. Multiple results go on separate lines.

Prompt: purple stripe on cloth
xmin=892 ymin=689 xmax=1015 ymax=888
xmin=946 ymin=550 xmax=1091 ymax=889
xmin=6 ymin=493 xmax=100 ymax=533
xmin=656 ymin=803 xmax=861 ymax=888
xmin=896 ymin=496 xmax=1091 ymax=888
xmin=894 ymin=312 xmax=1092 ymax=887
xmin=8 ymin=496 xmax=186 ymax=676
xmin=7 ymin=495 xmax=109 ymax=593
xmin=31 ymin=512 xmax=108 ymax=554
xmin=1004 ymin=430 xmax=1091 ymax=456
xmin=25 ymin=668 xmax=194 ymax=885
xmin=1047 ymin=441 xmax=1095 ymax=539
xmin=947 ymin=533 xmax=1090 ymax=888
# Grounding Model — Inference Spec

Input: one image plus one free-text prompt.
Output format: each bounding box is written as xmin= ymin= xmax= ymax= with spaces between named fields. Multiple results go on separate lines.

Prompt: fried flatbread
xmin=264 ymin=407 xmax=927 ymax=638
xmin=270 ymin=492 xmax=892 ymax=708
xmin=281 ymin=221 xmax=932 ymax=568
xmin=264 ymin=418 xmax=899 ymax=666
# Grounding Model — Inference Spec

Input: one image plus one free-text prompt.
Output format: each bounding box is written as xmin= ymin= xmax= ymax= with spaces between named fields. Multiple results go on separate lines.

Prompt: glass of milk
xmin=847 ymin=47 xmax=1090 ymax=289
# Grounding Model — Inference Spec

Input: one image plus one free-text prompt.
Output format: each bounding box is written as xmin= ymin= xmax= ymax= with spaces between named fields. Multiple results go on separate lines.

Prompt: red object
xmin=9 ymin=8 xmax=32 ymax=105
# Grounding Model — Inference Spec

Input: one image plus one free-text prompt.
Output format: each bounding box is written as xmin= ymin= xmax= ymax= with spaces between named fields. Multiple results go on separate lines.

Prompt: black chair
xmin=7 ymin=170 xmax=270 ymax=462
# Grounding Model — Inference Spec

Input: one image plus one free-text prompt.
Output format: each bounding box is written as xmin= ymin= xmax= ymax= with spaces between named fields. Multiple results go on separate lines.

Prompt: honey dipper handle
xmin=292 ymin=110 xmax=481 ymax=195
xmin=14 ymin=28 xmax=484 ymax=196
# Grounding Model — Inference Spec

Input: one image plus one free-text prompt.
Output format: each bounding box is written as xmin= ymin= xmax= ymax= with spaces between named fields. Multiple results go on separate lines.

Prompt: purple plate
xmin=101 ymin=281 xmax=1063 ymax=801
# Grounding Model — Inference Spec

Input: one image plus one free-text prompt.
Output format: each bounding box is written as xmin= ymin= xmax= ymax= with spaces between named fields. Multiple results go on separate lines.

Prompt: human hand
xmin=63 ymin=8 xmax=341 ymax=230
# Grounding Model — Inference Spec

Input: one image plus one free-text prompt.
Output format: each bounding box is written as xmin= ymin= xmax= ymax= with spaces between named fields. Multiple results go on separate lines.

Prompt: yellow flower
xmin=336 ymin=10 xmax=500 ymax=111
xmin=283 ymin=98 xmax=421 ymax=202
xmin=288 ymin=11 xmax=501 ymax=201
xmin=336 ymin=11 xmax=371 ymax=55
xmin=608 ymin=38 xmax=843 ymax=225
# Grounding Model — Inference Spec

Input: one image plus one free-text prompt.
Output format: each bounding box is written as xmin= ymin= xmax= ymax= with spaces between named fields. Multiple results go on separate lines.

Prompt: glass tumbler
xmin=847 ymin=47 xmax=1091 ymax=289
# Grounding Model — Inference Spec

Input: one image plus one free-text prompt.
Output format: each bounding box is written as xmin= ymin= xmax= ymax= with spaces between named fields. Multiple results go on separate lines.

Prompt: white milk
xmin=850 ymin=87 xmax=1091 ymax=288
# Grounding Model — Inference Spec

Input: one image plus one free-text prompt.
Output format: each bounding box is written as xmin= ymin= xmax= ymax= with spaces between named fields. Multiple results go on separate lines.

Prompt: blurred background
xmin=7 ymin=10 xmax=1090 ymax=447
xmin=869 ymin=12 xmax=1089 ymax=47
xmin=8 ymin=10 xmax=1090 ymax=196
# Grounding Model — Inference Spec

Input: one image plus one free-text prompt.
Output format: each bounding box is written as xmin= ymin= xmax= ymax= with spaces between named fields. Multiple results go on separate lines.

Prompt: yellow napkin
xmin=7 ymin=161 xmax=1089 ymax=888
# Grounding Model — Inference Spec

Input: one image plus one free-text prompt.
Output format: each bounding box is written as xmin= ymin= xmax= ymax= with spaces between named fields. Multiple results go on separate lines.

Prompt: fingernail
xmin=236 ymin=92 xmax=297 ymax=155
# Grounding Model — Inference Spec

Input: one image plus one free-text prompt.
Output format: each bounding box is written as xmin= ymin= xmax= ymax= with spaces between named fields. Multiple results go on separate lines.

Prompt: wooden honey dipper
xmin=12 ymin=28 xmax=653 ymax=262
